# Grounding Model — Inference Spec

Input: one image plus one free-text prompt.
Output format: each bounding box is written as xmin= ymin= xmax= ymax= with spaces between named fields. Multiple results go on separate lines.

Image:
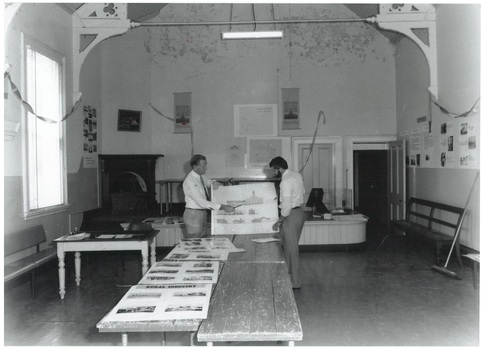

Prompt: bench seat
xmin=4 ymin=225 xmax=56 ymax=298
xmin=391 ymin=198 xmax=465 ymax=266
xmin=4 ymin=248 xmax=57 ymax=282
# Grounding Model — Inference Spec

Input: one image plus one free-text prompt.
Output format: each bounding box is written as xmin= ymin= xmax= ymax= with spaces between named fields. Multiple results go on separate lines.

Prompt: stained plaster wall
xmin=4 ymin=3 xmax=101 ymax=255
xmin=97 ymin=3 xmax=396 ymax=201
xmin=394 ymin=4 xmax=480 ymax=250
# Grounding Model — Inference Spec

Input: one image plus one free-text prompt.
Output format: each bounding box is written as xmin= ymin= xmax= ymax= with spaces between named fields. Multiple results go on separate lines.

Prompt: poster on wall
xmin=281 ymin=88 xmax=300 ymax=130
xmin=458 ymin=117 xmax=478 ymax=168
xmin=439 ymin=122 xmax=455 ymax=167
xmin=422 ymin=126 xmax=434 ymax=167
xmin=247 ymin=137 xmax=291 ymax=168
xmin=174 ymin=92 xmax=192 ymax=134
xmin=83 ymin=105 xmax=98 ymax=168
xmin=409 ymin=128 xmax=422 ymax=167
xmin=234 ymin=104 xmax=277 ymax=137
xmin=225 ymin=140 xmax=245 ymax=168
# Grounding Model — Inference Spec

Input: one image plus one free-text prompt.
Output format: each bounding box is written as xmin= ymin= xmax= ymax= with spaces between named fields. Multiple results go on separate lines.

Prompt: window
xmin=23 ymin=34 xmax=67 ymax=218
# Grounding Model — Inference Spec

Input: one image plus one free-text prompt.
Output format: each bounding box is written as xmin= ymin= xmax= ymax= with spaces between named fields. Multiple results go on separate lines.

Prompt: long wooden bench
xmin=4 ymin=225 xmax=57 ymax=299
xmin=391 ymin=198 xmax=465 ymax=266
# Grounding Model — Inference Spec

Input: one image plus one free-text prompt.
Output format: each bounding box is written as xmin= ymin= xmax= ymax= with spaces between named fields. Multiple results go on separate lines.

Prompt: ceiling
xmin=56 ymin=3 xmax=402 ymax=43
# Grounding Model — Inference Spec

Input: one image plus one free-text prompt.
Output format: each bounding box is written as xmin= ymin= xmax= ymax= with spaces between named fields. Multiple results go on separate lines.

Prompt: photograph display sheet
xmin=139 ymin=261 xmax=220 ymax=285
xmin=102 ymin=284 xmax=212 ymax=321
xmin=211 ymin=183 xmax=279 ymax=235
xmin=177 ymin=237 xmax=241 ymax=253
xmin=163 ymin=249 xmax=228 ymax=262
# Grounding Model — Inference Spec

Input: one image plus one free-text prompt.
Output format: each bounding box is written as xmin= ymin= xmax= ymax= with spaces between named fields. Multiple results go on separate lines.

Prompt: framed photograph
xmin=118 ymin=109 xmax=141 ymax=132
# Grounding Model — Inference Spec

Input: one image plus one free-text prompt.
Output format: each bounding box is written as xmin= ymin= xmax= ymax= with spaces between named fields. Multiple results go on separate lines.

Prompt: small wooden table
xmin=54 ymin=230 xmax=158 ymax=299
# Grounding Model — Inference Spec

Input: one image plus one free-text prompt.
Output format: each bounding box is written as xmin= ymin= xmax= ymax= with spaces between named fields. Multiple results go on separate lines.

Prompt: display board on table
xmin=211 ymin=182 xmax=278 ymax=235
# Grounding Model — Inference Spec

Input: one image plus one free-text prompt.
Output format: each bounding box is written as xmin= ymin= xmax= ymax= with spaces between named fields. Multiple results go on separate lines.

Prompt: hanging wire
xmin=271 ymin=4 xmax=276 ymax=30
xmin=229 ymin=3 xmax=233 ymax=32
xmin=251 ymin=3 xmax=256 ymax=31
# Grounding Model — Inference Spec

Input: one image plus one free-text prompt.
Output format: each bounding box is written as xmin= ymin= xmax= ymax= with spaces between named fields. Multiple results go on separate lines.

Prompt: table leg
xmin=161 ymin=332 xmax=166 ymax=346
xmin=122 ymin=333 xmax=128 ymax=346
xmin=141 ymin=245 xmax=149 ymax=275
xmin=190 ymin=332 xmax=195 ymax=346
xmin=57 ymin=248 xmax=66 ymax=299
xmin=288 ymin=341 xmax=295 ymax=346
xmin=75 ymin=252 xmax=81 ymax=286
xmin=207 ymin=342 xmax=213 ymax=346
xmin=150 ymin=238 xmax=157 ymax=266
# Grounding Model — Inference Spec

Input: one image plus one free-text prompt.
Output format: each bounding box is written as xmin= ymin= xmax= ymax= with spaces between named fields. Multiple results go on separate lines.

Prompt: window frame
xmin=21 ymin=33 xmax=69 ymax=219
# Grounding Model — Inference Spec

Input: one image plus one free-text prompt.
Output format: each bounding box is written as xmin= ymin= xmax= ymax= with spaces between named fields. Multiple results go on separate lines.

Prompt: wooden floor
xmin=3 ymin=224 xmax=480 ymax=346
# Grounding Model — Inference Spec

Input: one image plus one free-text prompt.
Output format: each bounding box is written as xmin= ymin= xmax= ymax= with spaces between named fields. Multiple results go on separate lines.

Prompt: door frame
xmin=346 ymin=135 xmax=396 ymax=209
xmin=292 ymin=136 xmax=343 ymax=207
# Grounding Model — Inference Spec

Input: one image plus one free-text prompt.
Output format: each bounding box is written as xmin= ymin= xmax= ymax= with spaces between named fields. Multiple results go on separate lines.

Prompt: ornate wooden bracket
xmin=72 ymin=3 xmax=134 ymax=103
xmin=370 ymin=4 xmax=438 ymax=99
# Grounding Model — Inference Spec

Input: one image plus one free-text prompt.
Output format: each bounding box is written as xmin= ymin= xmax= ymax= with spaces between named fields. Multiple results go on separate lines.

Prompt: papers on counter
xmin=65 ymin=233 xmax=90 ymax=240
xmin=96 ymin=234 xmax=134 ymax=239
xmin=251 ymin=237 xmax=280 ymax=243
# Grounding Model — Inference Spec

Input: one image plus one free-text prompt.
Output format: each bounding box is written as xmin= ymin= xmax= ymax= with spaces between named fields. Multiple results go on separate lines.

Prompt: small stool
xmin=463 ymin=253 xmax=480 ymax=290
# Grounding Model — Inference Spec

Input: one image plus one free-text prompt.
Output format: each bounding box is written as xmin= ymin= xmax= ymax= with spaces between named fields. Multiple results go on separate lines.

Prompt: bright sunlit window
xmin=23 ymin=34 xmax=67 ymax=218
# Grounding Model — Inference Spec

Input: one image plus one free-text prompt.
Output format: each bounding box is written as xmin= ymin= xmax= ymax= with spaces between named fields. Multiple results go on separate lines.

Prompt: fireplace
xmin=99 ymin=154 xmax=163 ymax=215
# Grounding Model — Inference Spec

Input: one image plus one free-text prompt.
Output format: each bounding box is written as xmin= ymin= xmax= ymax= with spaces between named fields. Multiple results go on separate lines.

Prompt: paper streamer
xmin=299 ymin=110 xmax=326 ymax=174
xmin=430 ymin=93 xmax=480 ymax=118
xmin=4 ymin=71 xmax=82 ymax=123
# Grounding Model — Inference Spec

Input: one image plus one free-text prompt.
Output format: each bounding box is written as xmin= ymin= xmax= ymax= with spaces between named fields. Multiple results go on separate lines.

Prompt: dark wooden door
xmin=353 ymin=150 xmax=388 ymax=226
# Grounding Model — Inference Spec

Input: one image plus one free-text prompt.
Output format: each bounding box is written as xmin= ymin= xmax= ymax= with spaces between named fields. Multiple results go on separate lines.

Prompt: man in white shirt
xmin=183 ymin=154 xmax=234 ymax=238
xmin=270 ymin=156 xmax=306 ymax=290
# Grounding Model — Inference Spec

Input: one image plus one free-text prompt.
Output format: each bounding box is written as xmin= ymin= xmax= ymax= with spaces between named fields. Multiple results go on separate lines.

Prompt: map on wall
xmin=211 ymin=183 xmax=279 ymax=235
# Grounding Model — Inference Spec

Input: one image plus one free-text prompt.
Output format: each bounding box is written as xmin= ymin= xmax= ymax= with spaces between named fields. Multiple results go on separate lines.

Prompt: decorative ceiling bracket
xmin=370 ymin=4 xmax=438 ymax=99
xmin=72 ymin=3 xmax=134 ymax=103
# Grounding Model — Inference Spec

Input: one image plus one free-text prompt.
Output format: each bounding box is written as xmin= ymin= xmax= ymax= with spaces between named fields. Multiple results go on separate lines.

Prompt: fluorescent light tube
xmin=221 ymin=31 xmax=284 ymax=40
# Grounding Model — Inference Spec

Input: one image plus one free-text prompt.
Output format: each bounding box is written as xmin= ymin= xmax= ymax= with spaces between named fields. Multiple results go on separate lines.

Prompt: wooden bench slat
xmin=7 ymin=248 xmax=57 ymax=268
xmin=4 ymin=225 xmax=47 ymax=256
xmin=4 ymin=265 xmax=33 ymax=283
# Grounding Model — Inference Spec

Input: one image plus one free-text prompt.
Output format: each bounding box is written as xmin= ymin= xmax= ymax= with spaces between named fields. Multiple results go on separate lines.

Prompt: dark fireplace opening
xmin=99 ymin=154 xmax=163 ymax=216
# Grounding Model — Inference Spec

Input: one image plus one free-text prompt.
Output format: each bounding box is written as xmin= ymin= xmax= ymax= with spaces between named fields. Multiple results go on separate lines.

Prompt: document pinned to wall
xmin=211 ymin=182 xmax=279 ymax=235
xmin=234 ymin=104 xmax=277 ymax=137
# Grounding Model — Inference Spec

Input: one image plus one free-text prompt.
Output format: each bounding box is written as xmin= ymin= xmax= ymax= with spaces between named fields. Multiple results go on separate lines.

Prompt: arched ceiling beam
xmin=371 ymin=4 xmax=438 ymax=99
xmin=72 ymin=3 xmax=133 ymax=103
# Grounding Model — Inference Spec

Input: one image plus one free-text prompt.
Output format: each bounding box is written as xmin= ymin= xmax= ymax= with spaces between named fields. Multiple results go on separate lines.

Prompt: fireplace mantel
xmin=99 ymin=154 xmax=163 ymax=214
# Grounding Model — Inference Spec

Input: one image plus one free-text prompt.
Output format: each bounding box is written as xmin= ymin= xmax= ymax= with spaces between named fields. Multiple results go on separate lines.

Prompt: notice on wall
xmin=83 ymin=105 xmax=98 ymax=168
xmin=211 ymin=182 xmax=279 ymax=235
xmin=234 ymin=104 xmax=277 ymax=137
xmin=458 ymin=118 xmax=478 ymax=168
xmin=439 ymin=122 xmax=455 ymax=167
xmin=402 ymin=113 xmax=479 ymax=169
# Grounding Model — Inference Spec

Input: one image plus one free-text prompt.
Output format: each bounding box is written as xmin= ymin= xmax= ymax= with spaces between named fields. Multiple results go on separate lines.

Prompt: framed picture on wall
xmin=118 ymin=109 xmax=141 ymax=132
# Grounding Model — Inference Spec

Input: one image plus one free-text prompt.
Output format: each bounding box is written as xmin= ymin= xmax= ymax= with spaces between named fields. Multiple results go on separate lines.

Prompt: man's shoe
xmin=292 ymin=287 xmax=301 ymax=291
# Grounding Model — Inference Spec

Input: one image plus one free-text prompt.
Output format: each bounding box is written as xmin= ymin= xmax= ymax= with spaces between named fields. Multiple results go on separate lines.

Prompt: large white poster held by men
xmin=211 ymin=182 xmax=279 ymax=235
